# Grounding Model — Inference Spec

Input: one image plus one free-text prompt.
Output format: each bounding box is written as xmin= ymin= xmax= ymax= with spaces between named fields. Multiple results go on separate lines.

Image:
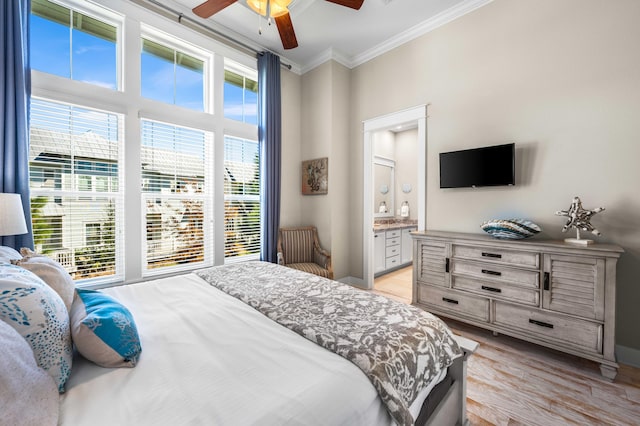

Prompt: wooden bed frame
xmin=421 ymin=335 xmax=478 ymax=426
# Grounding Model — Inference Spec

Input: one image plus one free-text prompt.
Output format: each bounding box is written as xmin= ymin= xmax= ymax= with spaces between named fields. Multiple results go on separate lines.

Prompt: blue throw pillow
xmin=70 ymin=289 xmax=141 ymax=368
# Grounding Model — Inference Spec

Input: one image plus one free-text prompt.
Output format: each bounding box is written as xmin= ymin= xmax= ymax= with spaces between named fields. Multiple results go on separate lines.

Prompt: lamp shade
xmin=0 ymin=193 xmax=28 ymax=236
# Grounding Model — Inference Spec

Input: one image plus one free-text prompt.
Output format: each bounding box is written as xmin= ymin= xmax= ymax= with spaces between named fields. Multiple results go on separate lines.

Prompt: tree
xmin=30 ymin=196 xmax=54 ymax=253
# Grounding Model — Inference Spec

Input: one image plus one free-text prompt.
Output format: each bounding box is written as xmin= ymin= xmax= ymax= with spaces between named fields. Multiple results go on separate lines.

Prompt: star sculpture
xmin=555 ymin=196 xmax=605 ymax=238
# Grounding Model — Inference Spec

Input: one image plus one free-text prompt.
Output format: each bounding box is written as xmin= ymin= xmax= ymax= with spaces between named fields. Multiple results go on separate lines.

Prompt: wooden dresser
xmin=412 ymin=230 xmax=624 ymax=379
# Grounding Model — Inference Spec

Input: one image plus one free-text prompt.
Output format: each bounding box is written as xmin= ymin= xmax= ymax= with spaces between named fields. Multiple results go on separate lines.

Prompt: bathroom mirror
xmin=373 ymin=156 xmax=394 ymax=218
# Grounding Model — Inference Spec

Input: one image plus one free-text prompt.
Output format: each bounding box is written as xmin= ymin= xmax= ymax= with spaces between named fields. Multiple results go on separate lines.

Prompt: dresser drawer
xmin=386 ymin=237 xmax=401 ymax=247
xmin=386 ymin=254 xmax=401 ymax=269
xmin=453 ymin=245 xmax=540 ymax=268
xmin=417 ymin=285 xmax=489 ymax=322
xmin=386 ymin=229 xmax=401 ymax=239
xmin=493 ymin=302 xmax=603 ymax=354
xmin=451 ymin=260 xmax=539 ymax=288
xmin=452 ymin=276 xmax=539 ymax=306
xmin=386 ymin=245 xmax=400 ymax=258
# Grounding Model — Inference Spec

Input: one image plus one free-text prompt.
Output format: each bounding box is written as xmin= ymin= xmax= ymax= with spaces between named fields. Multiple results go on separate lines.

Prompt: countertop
xmin=373 ymin=220 xmax=418 ymax=232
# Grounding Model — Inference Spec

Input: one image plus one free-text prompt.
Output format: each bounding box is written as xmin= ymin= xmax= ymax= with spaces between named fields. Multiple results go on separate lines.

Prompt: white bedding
xmin=59 ymin=273 xmax=445 ymax=425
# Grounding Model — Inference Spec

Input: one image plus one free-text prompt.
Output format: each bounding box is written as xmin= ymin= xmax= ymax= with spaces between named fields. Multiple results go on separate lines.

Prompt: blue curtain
xmin=1 ymin=0 xmax=34 ymax=250
xmin=257 ymin=52 xmax=281 ymax=263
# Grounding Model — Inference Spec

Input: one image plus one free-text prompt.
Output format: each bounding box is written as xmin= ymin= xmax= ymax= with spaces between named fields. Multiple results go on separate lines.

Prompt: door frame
xmin=362 ymin=105 xmax=428 ymax=289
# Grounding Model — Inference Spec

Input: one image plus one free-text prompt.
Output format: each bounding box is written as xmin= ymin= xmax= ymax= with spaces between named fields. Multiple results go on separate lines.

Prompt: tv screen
xmin=439 ymin=143 xmax=515 ymax=188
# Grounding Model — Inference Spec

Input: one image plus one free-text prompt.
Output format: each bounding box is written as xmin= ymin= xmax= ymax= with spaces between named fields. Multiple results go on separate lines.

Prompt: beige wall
xmin=288 ymin=62 xmax=352 ymax=278
xmin=329 ymin=62 xmax=352 ymax=279
xmin=280 ymin=69 xmax=302 ymax=227
xmin=279 ymin=68 xmax=302 ymax=227
xmin=345 ymin=0 xmax=640 ymax=351
xmin=394 ymin=129 xmax=418 ymax=220
xmin=372 ymin=129 xmax=419 ymax=220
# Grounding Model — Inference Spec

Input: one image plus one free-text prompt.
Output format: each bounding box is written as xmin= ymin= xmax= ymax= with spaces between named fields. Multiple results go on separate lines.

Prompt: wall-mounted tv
xmin=439 ymin=143 xmax=515 ymax=189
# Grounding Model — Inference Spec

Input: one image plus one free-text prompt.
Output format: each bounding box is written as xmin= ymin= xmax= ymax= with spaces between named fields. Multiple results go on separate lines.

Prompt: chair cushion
xmin=280 ymin=229 xmax=315 ymax=264
xmin=287 ymin=263 xmax=331 ymax=279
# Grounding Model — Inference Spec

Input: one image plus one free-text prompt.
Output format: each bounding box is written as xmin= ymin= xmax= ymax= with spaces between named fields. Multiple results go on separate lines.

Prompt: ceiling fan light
xmin=247 ymin=0 xmax=291 ymax=18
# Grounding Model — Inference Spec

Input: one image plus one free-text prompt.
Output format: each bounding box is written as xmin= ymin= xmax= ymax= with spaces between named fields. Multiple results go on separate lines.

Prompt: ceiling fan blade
xmin=325 ymin=0 xmax=364 ymax=10
xmin=275 ymin=13 xmax=298 ymax=50
xmin=192 ymin=0 xmax=238 ymax=18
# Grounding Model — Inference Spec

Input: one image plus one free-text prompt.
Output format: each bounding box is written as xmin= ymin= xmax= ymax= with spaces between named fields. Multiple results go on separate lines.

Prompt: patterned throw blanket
xmin=196 ymin=261 xmax=462 ymax=426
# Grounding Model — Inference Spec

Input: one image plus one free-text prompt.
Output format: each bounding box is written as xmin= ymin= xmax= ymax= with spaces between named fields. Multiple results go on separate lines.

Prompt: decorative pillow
xmin=0 ymin=263 xmax=72 ymax=392
xmin=14 ymin=254 xmax=75 ymax=313
xmin=481 ymin=219 xmax=541 ymax=240
xmin=0 ymin=246 xmax=21 ymax=264
xmin=70 ymin=289 xmax=142 ymax=368
xmin=0 ymin=319 xmax=59 ymax=426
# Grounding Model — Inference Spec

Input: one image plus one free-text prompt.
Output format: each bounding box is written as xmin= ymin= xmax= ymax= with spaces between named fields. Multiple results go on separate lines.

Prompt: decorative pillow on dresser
xmin=70 ymin=289 xmax=142 ymax=368
xmin=13 ymin=249 xmax=75 ymax=312
xmin=0 ymin=319 xmax=59 ymax=426
xmin=0 ymin=263 xmax=72 ymax=392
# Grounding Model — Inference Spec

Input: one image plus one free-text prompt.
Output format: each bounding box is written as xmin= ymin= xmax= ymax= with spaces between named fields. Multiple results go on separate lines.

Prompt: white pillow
xmin=0 ymin=263 xmax=73 ymax=392
xmin=14 ymin=254 xmax=75 ymax=313
xmin=0 ymin=319 xmax=59 ymax=426
xmin=0 ymin=246 xmax=21 ymax=264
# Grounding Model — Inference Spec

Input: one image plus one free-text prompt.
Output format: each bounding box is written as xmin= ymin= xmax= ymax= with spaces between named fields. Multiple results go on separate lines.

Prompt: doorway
xmin=362 ymin=105 xmax=428 ymax=290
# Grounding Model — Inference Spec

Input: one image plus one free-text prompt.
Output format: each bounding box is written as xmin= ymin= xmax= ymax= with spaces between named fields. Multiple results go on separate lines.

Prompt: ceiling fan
xmin=192 ymin=0 xmax=365 ymax=50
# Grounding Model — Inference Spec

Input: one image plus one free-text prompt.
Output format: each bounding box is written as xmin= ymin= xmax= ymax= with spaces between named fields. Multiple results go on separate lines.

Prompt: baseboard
xmin=616 ymin=344 xmax=640 ymax=368
xmin=337 ymin=276 xmax=367 ymax=289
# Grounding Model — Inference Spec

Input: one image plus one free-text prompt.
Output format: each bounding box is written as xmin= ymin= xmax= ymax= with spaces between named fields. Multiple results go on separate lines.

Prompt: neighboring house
xmin=29 ymin=127 xmax=257 ymax=278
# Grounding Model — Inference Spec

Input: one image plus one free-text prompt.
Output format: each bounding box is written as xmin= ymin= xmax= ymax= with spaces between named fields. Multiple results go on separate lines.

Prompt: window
xmin=141 ymin=120 xmax=211 ymax=273
xmin=31 ymin=0 xmax=118 ymax=89
xmin=29 ymin=98 xmax=123 ymax=283
xmin=141 ymin=38 xmax=205 ymax=111
xmin=29 ymin=0 xmax=259 ymax=285
xmin=224 ymin=136 xmax=260 ymax=258
xmin=85 ymin=223 xmax=101 ymax=246
xmin=224 ymin=68 xmax=258 ymax=124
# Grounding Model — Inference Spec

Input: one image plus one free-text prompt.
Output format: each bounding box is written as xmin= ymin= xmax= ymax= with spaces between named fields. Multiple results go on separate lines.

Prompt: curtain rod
xmin=142 ymin=0 xmax=292 ymax=70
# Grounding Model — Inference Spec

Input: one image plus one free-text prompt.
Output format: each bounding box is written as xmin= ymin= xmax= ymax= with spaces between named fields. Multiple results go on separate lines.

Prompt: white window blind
xmin=141 ymin=119 xmax=212 ymax=274
xmin=224 ymin=136 xmax=260 ymax=258
xmin=29 ymin=98 xmax=124 ymax=285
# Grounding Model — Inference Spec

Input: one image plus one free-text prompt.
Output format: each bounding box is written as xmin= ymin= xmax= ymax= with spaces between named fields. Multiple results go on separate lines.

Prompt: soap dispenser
xmin=400 ymin=201 xmax=409 ymax=218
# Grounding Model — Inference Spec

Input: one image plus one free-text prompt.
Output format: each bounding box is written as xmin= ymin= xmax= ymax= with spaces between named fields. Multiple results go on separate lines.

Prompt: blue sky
xmin=30 ymin=12 xmax=257 ymax=124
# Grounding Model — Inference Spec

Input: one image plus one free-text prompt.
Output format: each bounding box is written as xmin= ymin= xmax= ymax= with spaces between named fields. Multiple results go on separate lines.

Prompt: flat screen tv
xmin=439 ymin=143 xmax=515 ymax=188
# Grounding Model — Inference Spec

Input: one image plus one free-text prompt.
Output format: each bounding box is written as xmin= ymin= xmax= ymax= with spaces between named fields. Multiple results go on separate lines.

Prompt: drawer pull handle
xmin=481 ymin=269 xmax=502 ymax=276
xmin=445 ymin=258 xmax=450 ymax=273
xmin=544 ymin=272 xmax=550 ymax=291
xmin=442 ymin=297 xmax=459 ymax=305
xmin=482 ymin=252 xmax=502 ymax=259
xmin=481 ymin=285 xmax=502 ymax=293
xmin=529 ymin=319 xmax=554 ymax=329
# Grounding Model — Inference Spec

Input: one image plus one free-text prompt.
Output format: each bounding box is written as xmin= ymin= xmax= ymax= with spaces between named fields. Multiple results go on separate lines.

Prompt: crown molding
xmin=349 ymin=0 xmax=494 ymax=68
xmin=299 ymin=47 xmax=351 ymax=74
xmin=302 ymin=0 xmax=494 ymax=73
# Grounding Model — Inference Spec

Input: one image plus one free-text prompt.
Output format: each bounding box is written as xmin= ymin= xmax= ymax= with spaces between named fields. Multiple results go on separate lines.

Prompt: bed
xmin=2 ymin=257 xmax=477 ymax=426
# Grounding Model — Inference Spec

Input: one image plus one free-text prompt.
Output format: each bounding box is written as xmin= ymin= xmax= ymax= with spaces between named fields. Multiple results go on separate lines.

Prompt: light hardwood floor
xmin=373 ymin=267 xmax=640 ymax=426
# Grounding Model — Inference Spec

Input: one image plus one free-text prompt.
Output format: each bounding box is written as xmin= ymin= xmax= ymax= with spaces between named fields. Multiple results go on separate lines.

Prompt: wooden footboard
xmin=421 ymin=335 xmax=478 ymax=426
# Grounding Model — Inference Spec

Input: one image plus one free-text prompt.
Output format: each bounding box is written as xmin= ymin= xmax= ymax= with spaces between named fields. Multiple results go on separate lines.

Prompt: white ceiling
xmin=154 ymin=0 xmax=492 ymax=73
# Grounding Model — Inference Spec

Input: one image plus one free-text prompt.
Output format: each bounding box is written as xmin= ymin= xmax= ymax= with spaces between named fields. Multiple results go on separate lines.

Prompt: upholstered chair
xmin=277 ymin=226 xmax=333 ymax=279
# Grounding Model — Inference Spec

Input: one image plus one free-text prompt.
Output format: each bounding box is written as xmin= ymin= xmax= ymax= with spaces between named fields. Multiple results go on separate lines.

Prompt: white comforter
xmin=59 ymin=273 xmax=444 ymax=425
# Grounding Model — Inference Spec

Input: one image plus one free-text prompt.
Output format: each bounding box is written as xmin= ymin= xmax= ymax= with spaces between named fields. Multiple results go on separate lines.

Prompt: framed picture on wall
xmin=302 ymin=157 xmax=328 ymax=195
